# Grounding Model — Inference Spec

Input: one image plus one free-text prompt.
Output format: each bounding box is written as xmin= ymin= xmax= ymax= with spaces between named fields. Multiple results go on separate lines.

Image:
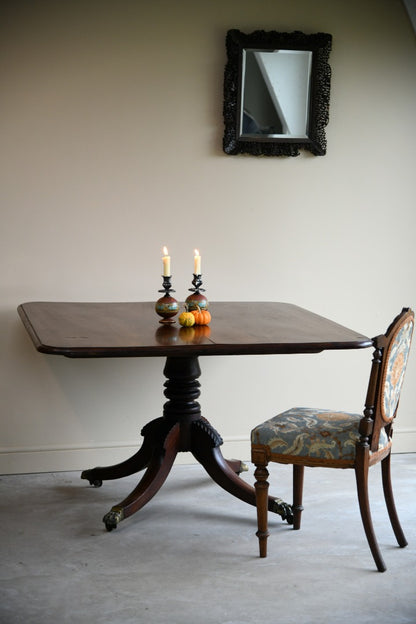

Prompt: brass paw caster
xmin=81 ymin=470 xmax=102 ymax=487
xmin=237 ymin=461 xmax=249 ymax=475
xmin=103 ymin=507 xmax=124 ymax=531
xmin=228 ymin=459 xmax=249 ymax=475
xmin=90 ymin=479 xmax=103 ymax=488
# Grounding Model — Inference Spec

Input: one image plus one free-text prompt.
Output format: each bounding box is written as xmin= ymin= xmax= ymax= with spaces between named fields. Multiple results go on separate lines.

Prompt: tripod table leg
xmin=103 ymin=422 xmax=180 ymax=531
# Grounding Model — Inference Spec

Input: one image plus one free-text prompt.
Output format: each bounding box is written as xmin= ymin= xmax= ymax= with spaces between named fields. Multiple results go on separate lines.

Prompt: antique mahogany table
xmin=18 ymin=301 xmax=371 ymax=531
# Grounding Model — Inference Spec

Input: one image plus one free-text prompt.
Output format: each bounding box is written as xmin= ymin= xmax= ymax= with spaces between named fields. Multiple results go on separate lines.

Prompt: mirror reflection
xmin=241 ymin=49 xmax=312 ymax=139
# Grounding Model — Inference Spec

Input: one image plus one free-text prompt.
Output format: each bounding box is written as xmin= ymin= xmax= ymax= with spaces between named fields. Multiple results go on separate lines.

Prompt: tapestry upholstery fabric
xmin=382 ymin=318 xmax=414 ymax=422
xmin=251 ymin=407 xmax=389 ymax=462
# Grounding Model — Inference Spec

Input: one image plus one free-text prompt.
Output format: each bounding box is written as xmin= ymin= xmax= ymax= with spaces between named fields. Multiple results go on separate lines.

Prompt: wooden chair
xmin=251 ymin=308 xmax=414 ymax=572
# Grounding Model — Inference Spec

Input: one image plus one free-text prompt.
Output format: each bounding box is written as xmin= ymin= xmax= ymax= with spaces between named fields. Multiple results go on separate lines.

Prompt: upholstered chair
xmin=251 ymin=308 xmax=414 ymax=572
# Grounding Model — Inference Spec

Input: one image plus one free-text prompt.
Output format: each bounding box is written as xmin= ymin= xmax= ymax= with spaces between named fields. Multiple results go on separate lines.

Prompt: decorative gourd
xmin=178 ymin=307 xmax=196 ymax=327
xmin=191 ymin=306 xmax=211 ymax=326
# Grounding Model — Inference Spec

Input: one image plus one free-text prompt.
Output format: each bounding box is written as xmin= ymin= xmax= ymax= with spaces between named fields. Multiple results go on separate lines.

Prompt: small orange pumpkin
xmin=191 ymin=306 xmax=211 ymax=326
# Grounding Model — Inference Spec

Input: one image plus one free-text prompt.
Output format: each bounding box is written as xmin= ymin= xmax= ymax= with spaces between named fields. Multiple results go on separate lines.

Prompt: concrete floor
xmin=1 ymin=454 xmax=415 ymax=624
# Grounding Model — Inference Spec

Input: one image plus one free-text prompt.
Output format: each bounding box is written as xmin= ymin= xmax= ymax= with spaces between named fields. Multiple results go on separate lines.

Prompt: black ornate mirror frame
xmin=223 ymin=29 xmax=332 ymax=157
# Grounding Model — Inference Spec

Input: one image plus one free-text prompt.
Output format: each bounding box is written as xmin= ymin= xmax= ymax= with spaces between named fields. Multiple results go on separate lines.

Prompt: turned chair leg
xmin=254 ymin=463 xmax=270 ymax=557
xmin=355 ymin=465 xmax=386 ymax=572
xmin=381 ymin=453 xmax=408 ymax=548
xmin=293 ymin=464 xmax=304 ymax=530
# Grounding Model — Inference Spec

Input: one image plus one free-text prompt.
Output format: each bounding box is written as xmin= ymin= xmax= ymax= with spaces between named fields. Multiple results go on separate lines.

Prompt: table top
xmin=17 ymin=301 xmax=372 ymax=358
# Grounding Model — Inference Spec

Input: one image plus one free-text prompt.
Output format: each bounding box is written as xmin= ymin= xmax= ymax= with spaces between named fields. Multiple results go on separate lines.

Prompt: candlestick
xmin=185 ymin=273 xmax=208 ymax=311
xmin=194 ymin=249 xmax=201 ymax=275
xmin=162 ymin=246 xmax=171 ymax=277
xmin=155 ymin=275 xmax=179 ymax=324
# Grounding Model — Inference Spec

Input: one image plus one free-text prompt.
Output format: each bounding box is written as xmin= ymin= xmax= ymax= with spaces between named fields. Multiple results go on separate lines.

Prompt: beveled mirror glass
xmin=223 ymin=30 xmax=332 ymax=157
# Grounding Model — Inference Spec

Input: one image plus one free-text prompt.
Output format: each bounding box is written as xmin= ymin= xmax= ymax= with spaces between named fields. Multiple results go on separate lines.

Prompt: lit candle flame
xmin=163 ymin=246 xmax=168 ymax=255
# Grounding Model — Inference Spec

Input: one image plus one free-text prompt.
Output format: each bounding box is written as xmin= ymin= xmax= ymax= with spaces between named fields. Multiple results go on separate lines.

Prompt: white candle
xmin=162 ymin=246 xmax=171 ymax=276
xmin=194 ymin=249 xmax=201 ymax=275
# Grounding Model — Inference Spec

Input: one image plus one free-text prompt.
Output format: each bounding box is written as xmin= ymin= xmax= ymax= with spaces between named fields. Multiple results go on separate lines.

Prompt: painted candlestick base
xmin=155 ymin=295 xmax=179 ymax=324
xmin=185 ymin=273 xmax=208 ymax=311
xmin=155 ymin=275 xmax=179 ymax=323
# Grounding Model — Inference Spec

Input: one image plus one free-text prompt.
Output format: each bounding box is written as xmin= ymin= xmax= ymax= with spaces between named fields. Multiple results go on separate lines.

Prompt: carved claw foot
xmin=272 ymin=498 xmax=294 ymax=525
xmin=103 ymin=507 xmax=124 ymax=531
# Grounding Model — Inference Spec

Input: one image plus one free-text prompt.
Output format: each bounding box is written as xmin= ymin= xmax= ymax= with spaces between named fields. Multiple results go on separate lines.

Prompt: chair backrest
xmin=365 ymin=308 xmax=414 ymax=452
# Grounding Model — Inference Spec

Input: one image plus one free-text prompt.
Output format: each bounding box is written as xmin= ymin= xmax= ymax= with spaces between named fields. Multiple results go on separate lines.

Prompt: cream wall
xmin=1 ymin=0 xmax=415 ymax=474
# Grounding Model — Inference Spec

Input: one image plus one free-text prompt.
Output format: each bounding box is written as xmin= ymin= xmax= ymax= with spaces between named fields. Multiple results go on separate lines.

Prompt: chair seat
xmin=251 ymin=407 xmax=389 ymax=464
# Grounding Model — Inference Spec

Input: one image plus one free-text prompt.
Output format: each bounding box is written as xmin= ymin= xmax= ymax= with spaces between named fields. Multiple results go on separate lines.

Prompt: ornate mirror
xmin=223 ymin=30 xmax=332 ymax=156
